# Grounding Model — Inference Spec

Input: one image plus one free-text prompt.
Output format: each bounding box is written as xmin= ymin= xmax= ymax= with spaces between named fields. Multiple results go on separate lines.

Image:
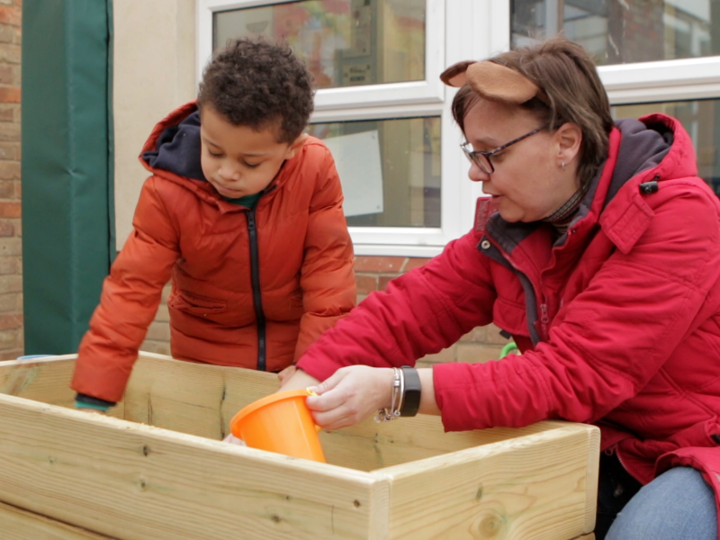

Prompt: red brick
xmin=0 ymin=292 xmax=19 ymax=312
xmin=0 ymin=141 xmax=17 ymax=159
xmin=0 ymin=160 xmax=19 ymax=179
xmin=459 ymin=326 xmax=487 ymax=343
xmin=0 ymin=255 xmax=19 ymax=274
xmin=0 ymin=313 xmax=21 ymax=329
xmin=0 ymin=7 xmax=20 ymax=26
xmin=378 ymin=275 xmax=400 ymax=291
xmin=0 ymin=200 xmax=19 ymax=217
xmin=0 ymin=121 xmax=19 ymax=141
xmin=401 ymin=257 xmax=433 ymax=272
xmin=0 ymin=180 xmax=13 ymax=198
xmin=0 ymin=104 xmax=13 ymax=121
xmin=0 ymin=328 xmax=18 ymax=349
xmin=0 ymin=348 xmax=23 ymax=360
xmin=0 ymin=219 xmax=13 ymax=236
xmin=354 ymin=256 xmax=405 ymax=273
xmin=354 ymin=274 xmax=377 ymax=295
xmin=0 ymin=86 xmax=19 ymax=102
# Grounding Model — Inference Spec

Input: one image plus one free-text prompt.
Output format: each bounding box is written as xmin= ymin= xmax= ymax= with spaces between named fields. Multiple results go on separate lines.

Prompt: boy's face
xmin=199 ymin=106 xmax=305 ymax=199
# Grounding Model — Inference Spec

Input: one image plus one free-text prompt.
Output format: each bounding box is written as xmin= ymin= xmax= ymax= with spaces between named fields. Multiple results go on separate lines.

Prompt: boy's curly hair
xmin=197 ymin=38 xmax=315 ymax=143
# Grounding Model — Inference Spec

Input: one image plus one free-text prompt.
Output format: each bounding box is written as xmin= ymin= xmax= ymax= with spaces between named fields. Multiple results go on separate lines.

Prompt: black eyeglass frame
xmin=461 ymin=125 xmax=546 ymax=174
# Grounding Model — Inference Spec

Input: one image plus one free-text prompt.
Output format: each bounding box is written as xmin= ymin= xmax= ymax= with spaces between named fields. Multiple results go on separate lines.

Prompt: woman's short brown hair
xmin=452 ymin=38 xmax=614 ymax=189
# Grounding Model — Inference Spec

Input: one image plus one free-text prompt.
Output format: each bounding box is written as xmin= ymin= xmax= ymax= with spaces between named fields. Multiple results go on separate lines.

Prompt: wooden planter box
xmin=0 ymin=352 xmax=599 ymax=540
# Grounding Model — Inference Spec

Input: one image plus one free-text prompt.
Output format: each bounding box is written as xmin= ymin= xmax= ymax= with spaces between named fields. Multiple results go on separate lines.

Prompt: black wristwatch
xmin=400 ymin=366 xmax=421 ymax=417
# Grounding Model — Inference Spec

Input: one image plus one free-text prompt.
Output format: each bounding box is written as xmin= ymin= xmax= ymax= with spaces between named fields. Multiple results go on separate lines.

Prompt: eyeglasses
xmin=461 ymin=126 xmax=546 ymax=175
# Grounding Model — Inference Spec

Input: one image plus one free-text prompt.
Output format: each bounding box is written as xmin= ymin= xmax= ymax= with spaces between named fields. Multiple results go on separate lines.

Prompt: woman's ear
xmin=556 ymin=122 xmax=582 ymax=164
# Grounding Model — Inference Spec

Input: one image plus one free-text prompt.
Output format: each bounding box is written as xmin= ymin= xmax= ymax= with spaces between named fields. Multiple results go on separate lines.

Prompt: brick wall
xmin=141 ymin=256 xmax=511 ymax=368
xmin=0 ymin=0 xmax=22 ymax=360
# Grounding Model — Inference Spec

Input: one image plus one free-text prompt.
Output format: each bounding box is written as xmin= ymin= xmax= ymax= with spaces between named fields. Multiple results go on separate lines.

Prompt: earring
xmin=561 ymin=161 xmax=566 ymax=171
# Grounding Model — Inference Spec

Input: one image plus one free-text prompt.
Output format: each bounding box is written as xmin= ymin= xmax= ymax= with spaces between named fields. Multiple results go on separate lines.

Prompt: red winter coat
xmin=72 ymin=102 xmax=356 ymax=403
xmin=297 ymin=114 xmax=720 ymax=531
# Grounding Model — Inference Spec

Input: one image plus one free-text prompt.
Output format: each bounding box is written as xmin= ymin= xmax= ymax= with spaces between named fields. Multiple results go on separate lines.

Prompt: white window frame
xmin=197 ymin=0 xmax=507 ymax=257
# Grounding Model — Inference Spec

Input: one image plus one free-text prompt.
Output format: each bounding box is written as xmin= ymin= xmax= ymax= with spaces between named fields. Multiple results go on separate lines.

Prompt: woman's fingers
xmin=306 ymin=366 xmax=394 ymax=430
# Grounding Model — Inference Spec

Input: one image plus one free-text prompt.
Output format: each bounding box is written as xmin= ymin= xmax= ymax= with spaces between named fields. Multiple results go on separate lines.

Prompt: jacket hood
xmin=596 ymin=113 xmax=697 ymax=211
xmin=141 ymin=107 xmax=205 ymax=182
xmin=140 ymin=101 xmax=203 ymax=179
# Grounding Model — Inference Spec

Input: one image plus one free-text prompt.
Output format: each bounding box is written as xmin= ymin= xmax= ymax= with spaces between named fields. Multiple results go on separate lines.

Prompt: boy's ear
xmin=285 ymin=133 xmax=309 ymax=159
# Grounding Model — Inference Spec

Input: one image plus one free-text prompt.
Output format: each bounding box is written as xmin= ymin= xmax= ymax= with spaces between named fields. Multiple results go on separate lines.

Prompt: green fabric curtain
xmin=21 ymin=0 xmax=114 ymax=354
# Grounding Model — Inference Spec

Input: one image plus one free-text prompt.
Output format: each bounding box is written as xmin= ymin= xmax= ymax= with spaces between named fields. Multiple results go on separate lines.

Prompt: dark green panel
xmin=21 ymin=0 xmax=114 ymax=354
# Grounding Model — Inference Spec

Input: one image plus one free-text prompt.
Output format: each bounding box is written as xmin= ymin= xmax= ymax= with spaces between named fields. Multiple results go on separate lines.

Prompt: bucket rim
xmin=230 ymin=388 xmax=312 ymax=428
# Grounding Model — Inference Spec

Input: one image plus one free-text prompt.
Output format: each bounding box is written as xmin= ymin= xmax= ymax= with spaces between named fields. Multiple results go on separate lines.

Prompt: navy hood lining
xmin=141 ymin=111 xmax=206 ymax=181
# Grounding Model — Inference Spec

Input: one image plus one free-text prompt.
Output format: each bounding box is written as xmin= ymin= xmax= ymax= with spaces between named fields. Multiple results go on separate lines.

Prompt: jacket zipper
xmin=246 ymin=209 xmax=267 ymax=371
xmin=480 ymin=237 xmax=543 ymax=345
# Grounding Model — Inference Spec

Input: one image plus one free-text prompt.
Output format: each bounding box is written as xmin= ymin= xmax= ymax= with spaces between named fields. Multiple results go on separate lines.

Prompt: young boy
xmin=70 ymin=39 xmax=356 ymax=411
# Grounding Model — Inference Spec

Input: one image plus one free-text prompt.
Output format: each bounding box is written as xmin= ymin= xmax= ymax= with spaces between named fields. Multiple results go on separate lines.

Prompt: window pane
xmin=213 ymin=0 xmax=426 ymax=89
xmin=612 ymin=100 xmax=720 ymax=197
xmin=308 ymin=117 xmax=441 ymax=227
xmin=512 ymin=0 xmax=719 ymax=65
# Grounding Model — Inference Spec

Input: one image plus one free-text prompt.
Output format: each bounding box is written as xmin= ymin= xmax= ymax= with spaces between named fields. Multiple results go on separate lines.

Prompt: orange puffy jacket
xmin=71 ymin=102 xmax=356 ymax=403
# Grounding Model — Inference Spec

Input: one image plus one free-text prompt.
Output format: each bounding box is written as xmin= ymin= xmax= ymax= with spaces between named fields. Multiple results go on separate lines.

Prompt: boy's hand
xmin=277 ymin=364 xmax=297 ymax=384
xmin=223 ymin=434 xmax=247 ymax=446
xmin=279 ymin=367 xmax=320 ymax=391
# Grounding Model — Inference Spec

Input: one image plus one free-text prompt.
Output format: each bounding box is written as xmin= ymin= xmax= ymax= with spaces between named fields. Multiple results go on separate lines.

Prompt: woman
xmin=283 ymin=38 xmax=720 ymax=539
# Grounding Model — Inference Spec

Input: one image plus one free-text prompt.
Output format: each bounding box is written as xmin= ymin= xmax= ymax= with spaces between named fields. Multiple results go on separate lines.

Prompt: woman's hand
xmin=305 ymin=366 xmax=394 ymax=430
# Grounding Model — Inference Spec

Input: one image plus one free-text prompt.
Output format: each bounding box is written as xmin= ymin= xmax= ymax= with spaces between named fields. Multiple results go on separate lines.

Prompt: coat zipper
xmin=246 ymin=209 xmax=267 ymax=371
xmin=539 ymin=301 xmax=549 ymax=338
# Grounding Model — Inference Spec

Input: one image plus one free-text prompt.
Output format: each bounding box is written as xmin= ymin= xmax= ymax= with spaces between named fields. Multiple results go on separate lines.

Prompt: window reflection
xmin=613 ymin=100 xmax=720 ymax=197
xmin=214 ymin=0 xmax=426 ymax=89
xmin=512 ymin=0 xmax=718 ymax=65
xmin=308 ymin=117 xmax=441 ymax=227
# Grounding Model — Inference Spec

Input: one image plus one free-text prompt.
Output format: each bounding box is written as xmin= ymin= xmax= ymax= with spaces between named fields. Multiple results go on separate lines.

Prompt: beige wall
xmin=113 ymin=0 xmax=196 ymax=249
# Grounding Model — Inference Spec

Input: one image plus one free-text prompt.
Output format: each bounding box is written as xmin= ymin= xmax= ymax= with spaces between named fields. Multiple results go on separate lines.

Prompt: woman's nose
xmin=467 ymin=161 xmax=490 ymax=183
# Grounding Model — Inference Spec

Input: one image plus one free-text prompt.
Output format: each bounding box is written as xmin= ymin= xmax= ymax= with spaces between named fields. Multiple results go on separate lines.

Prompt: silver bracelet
xmin=374 ymin=367 xmax=404 ymax=422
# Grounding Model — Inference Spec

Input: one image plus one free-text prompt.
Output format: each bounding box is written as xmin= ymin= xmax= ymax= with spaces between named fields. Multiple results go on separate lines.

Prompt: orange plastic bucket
xmin=229 ymin=389 xmax=326 ymax=463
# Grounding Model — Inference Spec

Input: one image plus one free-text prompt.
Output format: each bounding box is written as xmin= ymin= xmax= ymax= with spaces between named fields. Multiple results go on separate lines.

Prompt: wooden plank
xmin=0 ymin=355 xmax=78 ymax=407
xmin=0 ymin=500 xmax=114 ymax=540
xmin=0 ymin=353 xmax=597 ymax=474
xmin=126 ymin=354 xmax=581 ymax=473
xmin=319 ymin=416 xmax=572 ymax=472
xmin=380 ymin=423 xmax=600 ymax=540
xmin=0 ymin=392 xmax=388 ymax=540
xmin=123 ymin=353 xmax=279 ymax=439
xmin=0 ymin=354 xmax=127 ymax=418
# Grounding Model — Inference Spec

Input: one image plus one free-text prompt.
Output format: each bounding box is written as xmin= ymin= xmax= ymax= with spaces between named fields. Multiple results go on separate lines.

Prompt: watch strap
xmin=399 ymin=366 xmax=421 ymax=417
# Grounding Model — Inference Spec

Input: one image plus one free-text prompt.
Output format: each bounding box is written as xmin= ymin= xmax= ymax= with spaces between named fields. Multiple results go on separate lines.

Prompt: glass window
xmin=213 ymin=0 xmax=426 ymax=89
xmin=512 ymin=0 xmax=719 ymax=65
xmin=612 ymin=99 xmax=720 ymax=197
xmin=308 ymin=117 xmax=442 ymax=227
